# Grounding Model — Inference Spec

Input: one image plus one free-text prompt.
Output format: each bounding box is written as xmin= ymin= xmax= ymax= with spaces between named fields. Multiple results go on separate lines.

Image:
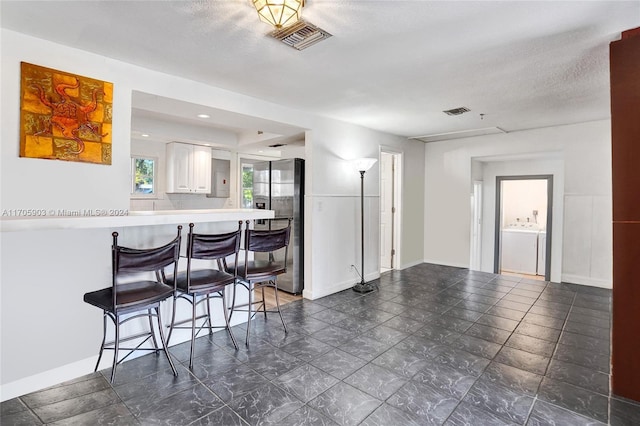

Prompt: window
xmin=131 ymin=157 xmax=156 ymax=197
xmin=241 ymin=163 xmax=254 ymax=208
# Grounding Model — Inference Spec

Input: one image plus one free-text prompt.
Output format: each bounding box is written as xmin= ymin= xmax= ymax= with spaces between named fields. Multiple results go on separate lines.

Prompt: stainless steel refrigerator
xmin=253 ymin=158 xmax=304 ymax=294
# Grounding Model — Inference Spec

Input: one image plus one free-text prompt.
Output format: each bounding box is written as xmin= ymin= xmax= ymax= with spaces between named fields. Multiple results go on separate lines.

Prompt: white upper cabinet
xmin=166 ymin=142 xmax=211 ymax=194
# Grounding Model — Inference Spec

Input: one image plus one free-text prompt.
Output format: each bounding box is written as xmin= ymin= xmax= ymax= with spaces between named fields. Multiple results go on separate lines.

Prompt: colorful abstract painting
xmin=20 ymin=62 xmax=113 ymax=165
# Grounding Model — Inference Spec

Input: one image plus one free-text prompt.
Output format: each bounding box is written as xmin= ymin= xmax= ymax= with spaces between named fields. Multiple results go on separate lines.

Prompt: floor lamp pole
xmin=353 ymin=169 xmax=374 ymax=293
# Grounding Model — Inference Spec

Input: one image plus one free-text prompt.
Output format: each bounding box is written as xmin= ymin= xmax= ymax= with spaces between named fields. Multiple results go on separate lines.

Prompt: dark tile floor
xmin=3 ymin=263 xmax=640 ymax=425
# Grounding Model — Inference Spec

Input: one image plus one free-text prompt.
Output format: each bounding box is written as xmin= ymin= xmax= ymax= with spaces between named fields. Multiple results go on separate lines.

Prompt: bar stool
xmin=167 ymin=222 xmax=241 ymax=368
xmin=230 ymin=219 xmax=291 ymax=345
xmin=83 ymin=227 xmax=182 ymax=383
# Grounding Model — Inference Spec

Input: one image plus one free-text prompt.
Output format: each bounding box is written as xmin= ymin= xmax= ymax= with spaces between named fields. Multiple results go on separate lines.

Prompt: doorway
xmin=380 ymin=151 xmax=401 ymax=272
xmin=494 ymin=175 xmax=553 ymax=281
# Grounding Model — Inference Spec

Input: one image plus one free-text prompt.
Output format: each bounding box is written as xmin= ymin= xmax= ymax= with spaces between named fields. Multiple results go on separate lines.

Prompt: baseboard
xmin=398 ymin=259 xmax=424 ymax=270
xmin=0 ymin=357 xmax=99 ymax=402
xmin=0 ymin=313 xmax=246 ymax=402
xmin=422 ymin=258 xmax=469 ymax=269
xmin=304 ymin=279 xmax=353 ymax=300
xmin=304 ymin=271 xmax=381 ymax=300
xmin=561 ymin=274 xmax=612 ymax=289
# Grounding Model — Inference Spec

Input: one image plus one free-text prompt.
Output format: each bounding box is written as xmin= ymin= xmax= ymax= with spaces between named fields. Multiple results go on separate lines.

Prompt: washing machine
xmin=501 ymin=228 xmax=539 ymax=275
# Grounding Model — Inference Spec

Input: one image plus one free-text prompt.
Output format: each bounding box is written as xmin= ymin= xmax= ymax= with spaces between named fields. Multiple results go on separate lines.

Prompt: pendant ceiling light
xmin=252 ymin=0 xmax=304 ymax=29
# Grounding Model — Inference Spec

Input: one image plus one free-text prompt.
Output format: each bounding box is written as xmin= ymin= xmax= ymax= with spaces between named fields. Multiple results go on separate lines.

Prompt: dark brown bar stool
xmin=167 ymin=222 xmax=241 ymax=368
xmin=230 ymin=219 xmax=291 ymax=346
xmin=83 ymin=226 xmax=182 ymax=383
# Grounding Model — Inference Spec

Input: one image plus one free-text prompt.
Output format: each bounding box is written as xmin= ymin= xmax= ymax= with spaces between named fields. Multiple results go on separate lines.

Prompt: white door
xmin=380 ymin=152 xmax=394 ymax=270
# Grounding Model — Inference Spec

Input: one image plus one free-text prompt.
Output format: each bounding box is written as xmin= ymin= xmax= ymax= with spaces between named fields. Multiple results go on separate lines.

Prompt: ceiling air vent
xmin=270 ymin=20 xmax=332 ymax=50
xmin=443 ymin=107 xmax=471 ymax=116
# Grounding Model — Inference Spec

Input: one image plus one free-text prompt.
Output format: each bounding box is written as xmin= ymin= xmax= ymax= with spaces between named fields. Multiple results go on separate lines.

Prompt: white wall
xmin=304 ymin=123 xmax=425 ymax=299
xmin=424 ymin=120 xmax=612 ymax=288
xmin=0 ymin=29 xmax=426 ymax=397
xmin=501 ymin=180 xmax=548 ymax=229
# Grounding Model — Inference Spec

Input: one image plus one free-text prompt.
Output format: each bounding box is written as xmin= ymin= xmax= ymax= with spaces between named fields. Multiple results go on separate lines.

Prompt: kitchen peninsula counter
xmin=0 ymin=207 xmax=273 ymax=401
xmin=1 ymin=208 xmax=274 ymax=232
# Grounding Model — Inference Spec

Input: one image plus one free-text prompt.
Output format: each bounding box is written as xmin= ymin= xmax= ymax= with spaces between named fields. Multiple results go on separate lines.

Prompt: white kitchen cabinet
xmin=166 ymin=142 xmax=211 ymax=193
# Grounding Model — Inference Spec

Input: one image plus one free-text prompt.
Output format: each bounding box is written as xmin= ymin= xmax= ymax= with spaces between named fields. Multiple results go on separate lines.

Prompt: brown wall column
xmin=610 ymin=27 xmax=640 ymax=403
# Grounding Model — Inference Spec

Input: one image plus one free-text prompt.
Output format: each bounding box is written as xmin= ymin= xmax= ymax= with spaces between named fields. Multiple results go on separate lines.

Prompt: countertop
xmin=0 ymin=208 xmax=275 ymax=232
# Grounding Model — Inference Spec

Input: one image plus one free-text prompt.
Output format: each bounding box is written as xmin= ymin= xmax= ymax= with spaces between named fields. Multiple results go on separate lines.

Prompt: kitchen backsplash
xmin=130 ymin=193 xmax=228 ymax=211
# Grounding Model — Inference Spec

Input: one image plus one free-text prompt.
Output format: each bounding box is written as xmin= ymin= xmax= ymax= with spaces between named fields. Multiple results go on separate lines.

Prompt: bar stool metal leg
xmin=156 ymin=306 xmax=178 ymax=376
xmin=206 ymin=294 xmax=214 ymax=335
xmin=94 ymin=313 xmax=108 ymax=373
xmin=167 ymin=296 xmax=178 ymax=346
xmin=246 ymin=284 xmax=253 ymax=346
xmin=148 ymin=308 xmax=160 ymax=353
xmin=111 ymin=317 xmax=120 ymax=384
xmin=261 ymin=287 xmax=267 ymax=319
xmin=221 ymin=287 xmax=239 ymax=350
xmin=273 ymin=281 xmax=288 ymax=333
xmin=189 ymin=295 xmax=197 ymax=369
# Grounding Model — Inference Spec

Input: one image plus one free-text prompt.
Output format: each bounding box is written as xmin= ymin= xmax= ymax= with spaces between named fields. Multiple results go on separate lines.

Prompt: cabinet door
xmin=166 ymin=143 xmax=192 ymax=193
xmin=191 ymin=145 xmax=212 ymax=193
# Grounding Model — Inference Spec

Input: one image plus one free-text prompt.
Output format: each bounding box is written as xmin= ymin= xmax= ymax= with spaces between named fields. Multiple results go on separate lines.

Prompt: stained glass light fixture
xmin=252 ymin=0 xmax=304 ymax=29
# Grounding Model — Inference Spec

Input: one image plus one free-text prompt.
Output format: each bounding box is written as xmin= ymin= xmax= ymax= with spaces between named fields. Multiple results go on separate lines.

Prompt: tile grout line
xmin=545 ymin=287 xmax=613 ymax=424
xmin=5 ymin=267 xmax=619 ymax=426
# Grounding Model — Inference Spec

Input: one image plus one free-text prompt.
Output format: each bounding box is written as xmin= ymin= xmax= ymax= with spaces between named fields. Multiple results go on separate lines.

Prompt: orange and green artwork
xmin=20 ymin=62 xmax=113 ymax=165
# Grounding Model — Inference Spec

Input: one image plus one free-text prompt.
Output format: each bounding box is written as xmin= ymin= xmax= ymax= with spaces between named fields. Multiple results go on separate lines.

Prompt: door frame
xmin=379 ymin=147 xmax=402 ymax=271
xmin=493 ymin=175 xmax=553 ymax=281
xmin=470 ymin=180 xmax=483 ymax=270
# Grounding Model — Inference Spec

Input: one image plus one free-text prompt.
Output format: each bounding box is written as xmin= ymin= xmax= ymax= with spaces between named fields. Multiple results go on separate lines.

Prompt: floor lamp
xmin=352 ymin=157 xmax=377 ymax=293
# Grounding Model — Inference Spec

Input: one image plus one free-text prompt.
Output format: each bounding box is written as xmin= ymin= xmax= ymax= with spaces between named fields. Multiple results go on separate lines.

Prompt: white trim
xmin=311 ymin=194 xmax=381 ymax=198
xmin=423 ymin=259 xmax=469 ymax=269
xmin=303 ymin=272 xmax=381 ymax=300
xmin=398 ymin=259 xmax=424 ymax=270
xmin=470 ymin=180 xmax=483 ymax=270
xmin=379 ymin=147 xmax=403 ymax=273
xmin=1 ymin=356 xmax=97 ymax=402
xmin=0 ymin=316 xmax=246 ymax=402
xmin=561 ymin=274 xmax=612 ymax=289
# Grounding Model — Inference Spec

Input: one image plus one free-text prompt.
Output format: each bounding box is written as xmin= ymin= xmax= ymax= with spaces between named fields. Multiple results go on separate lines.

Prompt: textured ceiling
xmin=2 ymin=0 xmax=638 ymax=141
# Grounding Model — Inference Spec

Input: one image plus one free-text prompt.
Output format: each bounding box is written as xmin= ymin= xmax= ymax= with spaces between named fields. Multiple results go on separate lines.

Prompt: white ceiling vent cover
xmin=270 ymin=20 xmax=332 ymax=50
xmin=443 ymin=107 xmax=471 ymax=116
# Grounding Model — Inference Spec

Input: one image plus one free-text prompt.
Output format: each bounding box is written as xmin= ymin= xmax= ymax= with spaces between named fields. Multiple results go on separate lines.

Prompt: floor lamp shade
xmin=353 ymin=157 xmax=377 ymax=293
xmin=352 ymin=157 xmax=377 ymax=173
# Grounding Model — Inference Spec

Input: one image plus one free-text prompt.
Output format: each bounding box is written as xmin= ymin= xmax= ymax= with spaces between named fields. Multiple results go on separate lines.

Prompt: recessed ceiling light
xmin=197 ymin=114 xmax=210 ymax=119
xmin=141 ymin=133 xmax=150 ymax=137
